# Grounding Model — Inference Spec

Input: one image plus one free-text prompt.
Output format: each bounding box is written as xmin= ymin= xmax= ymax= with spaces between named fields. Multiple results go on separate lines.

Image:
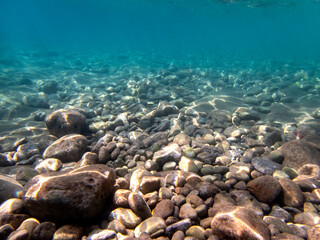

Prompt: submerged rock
xmin=23 ymin=164 xmax=115 ymax=222
xmin=42 ymin=134 xmax=87 ymax=163
xmin=45 ymin=109 xmax=87 ymax=138
xmin=211 ymin=206 xmax=270 ymax=240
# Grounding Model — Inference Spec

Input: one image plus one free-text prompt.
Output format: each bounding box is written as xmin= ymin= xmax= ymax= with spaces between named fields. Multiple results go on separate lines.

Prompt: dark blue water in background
xmin=1 ymin=0 xmax=320 ymax=63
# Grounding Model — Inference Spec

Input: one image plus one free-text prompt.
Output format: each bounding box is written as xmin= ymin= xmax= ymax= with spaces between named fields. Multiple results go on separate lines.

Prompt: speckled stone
xmin=153 ymin=199 xmax=175 ymax=219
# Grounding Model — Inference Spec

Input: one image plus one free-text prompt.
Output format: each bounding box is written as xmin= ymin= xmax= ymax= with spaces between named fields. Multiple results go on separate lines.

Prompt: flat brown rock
xmin=278 ymin=178 xmax=304 ymax=208
xmin=280 ymin=140 xmax=320 ymax=170
xmin=247 ymin=175 xmax=281 ymax=203
xmin=211 ymin=206 xmax=270 ymax=240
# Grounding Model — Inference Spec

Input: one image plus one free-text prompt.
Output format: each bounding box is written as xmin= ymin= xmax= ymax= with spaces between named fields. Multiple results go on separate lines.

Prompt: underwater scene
xmin=1 ymin=0 xmax=320 ymax=239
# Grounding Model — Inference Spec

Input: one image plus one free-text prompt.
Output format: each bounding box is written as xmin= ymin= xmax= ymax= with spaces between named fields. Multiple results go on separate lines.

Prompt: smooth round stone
xmin=145 ymin=160 xmax=159 ymax=171
xmin=174 ymin=133 xmax=191 ymax=147
xmin=294 ymin=212 xmax=320 ymax=226
xmin=278 ymin=178 xmax=304 ymax=208
xmin=294 ymin=176 xmax=320 ymax=192
xmin=45 ymin=109 xmax=87 ymax=138
xmin=0 ymin=198 xmax=23 ymax=215
xmin=53 ymin=225 xmax=84 ymax=240
xmin=184 ymin=147 xmax=197 ymax=158
xmin=7 ymin=229 xmax=29 ymax=240
xmin=186 ymin=226 xmax=206 ymax=240
xmin=113 ymin=189 xmax=131 ymax=208
xmin=140 ymin=176 xmax=161 ymax=194
xmin=159 ymin=187 xmax=173 ymax=200
xmin=42 ymin=134 xmax=88 ymax=163
xmin=30 ymin=221 xmax=56 ymax=240
xmin=269 ymin=150 xmax=284 ymax=164
xmin=107 ymin=220 xmax=127 ymax=235
xmin=108 ymin=208 xmax=142 ymax=229
xmin=153 ymin=199 xmax=174 ymax=219
xmin=172 ymin=230 xmax=185 ymax=240
xmin=179 ymin=157 xmax=198 ymax=173
xmin=87 ymin=229 xmax=116 ymax=240
xmin=197 ymin=181 xmax=220 ymax=200
xmin=134 ymin=217 xmax=167 ymax=238
xmin=186 ymin=194 xmax=203 ymax=208
xmin=128 ymin=192 xmax=152 ymax=219
xmin=0 ymin=174 xmax=24 ymax=204
xmin=247 ymin=175 xmax=281 ymax=203
xmin=163 ymin=161 xmax=177 ymax=171
xmin=273 ymin=170 xmax=290 ymax=180
xmin=17 ymin=218 xmax=40 ymax=238
xmin=179 ymin=203 xmax=198 ymax=220
xmin=35 ymin=158 xmax=62 ymax=173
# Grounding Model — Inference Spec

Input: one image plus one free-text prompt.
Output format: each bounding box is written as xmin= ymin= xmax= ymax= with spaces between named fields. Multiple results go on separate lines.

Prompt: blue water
xmin=1 ymin=0 xmax=320 ymax=63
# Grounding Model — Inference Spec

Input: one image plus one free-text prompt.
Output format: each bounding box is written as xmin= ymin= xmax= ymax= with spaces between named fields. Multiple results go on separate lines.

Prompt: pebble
xmin=185 ymin=226 xmax=206 ymax=240
xmin=0 ymin=175 xmax=24 ymax=204
xmin=87 ymin=229 xmax=117 ymax=240
xmin=134 ymin=217 xmax=167 ymax=238
xmin=153 ymin=199 xmax=175 ymax=219
xmin=166 ymin=218 xmax=192 ymax=237
xmin=53 ymin=224 xmax=84 ymax=240
xmin=35 ymin=158 xmax=62 ymax=173
xmin=108 ymin=208 xmax=142 ymax=228
xmin=30 ymin=221 xmax=56 ymax=240
xmin=179 ymin=203 xmax=198 ymax=220
xmin=128 ymin=191 xmax=152 ymax=219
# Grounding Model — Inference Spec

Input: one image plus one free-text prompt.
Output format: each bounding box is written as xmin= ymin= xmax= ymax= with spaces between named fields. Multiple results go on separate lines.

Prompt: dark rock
xmin=30 ymin=222 xmax=56 ymax=240
xmin=53 ymin=225 xmax=83 ymax=240
xmin=247 ymin=175 xmax=281 ymax=203
xmin=280 ymin=140 xmax=320 ymax=170
xmin=45 ymin=109 xmax=87 ymax=138
xmin=23 ymin=164 xmax=115 ymax=222
xmin=154 ymin=101 xmax=179 ymax=117
xmin=38 ymin=80 xmax=59 ymax=94
xmin=252 ymin=157 xmax=282 ymax=175
xmin=197 ymin=181 xmax=220 ymax=200
xmin=0 ymin=175 xmax=24 ymax=204
xmin=211 ymin=206 xmax=270 ymax=240
xmin=0 ymin=224 xmax=14 ymax=239
xmin=166 ymin=219 xmax=192 ymax=237
xmin=43 ymin=134 xmax=87 ymax=163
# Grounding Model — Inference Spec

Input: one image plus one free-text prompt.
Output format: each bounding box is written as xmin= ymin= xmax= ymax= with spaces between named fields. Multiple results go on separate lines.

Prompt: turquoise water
xmin=1 ymin=0 xmax=320 ymax=62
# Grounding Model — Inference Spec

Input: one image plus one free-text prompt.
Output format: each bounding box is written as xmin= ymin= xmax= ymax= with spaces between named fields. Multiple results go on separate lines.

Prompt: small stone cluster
xmin=0 ymin=101 xmax=320 ymax=240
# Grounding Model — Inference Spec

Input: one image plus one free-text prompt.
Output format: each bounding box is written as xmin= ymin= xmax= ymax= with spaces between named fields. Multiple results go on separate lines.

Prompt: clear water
xmin=1 ymin=0 xmax=320 ymax=62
